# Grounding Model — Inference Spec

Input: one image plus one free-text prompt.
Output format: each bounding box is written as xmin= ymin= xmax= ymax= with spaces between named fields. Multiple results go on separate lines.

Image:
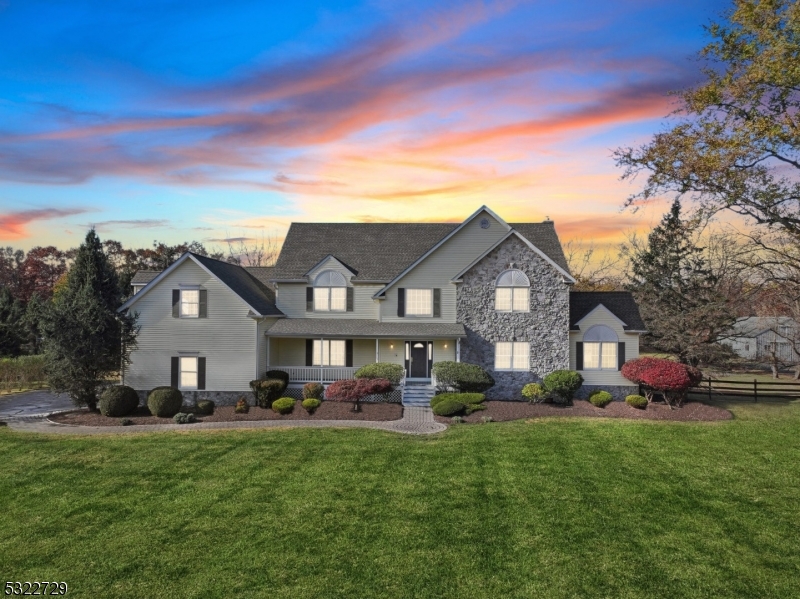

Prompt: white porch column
xmin=456 ymin=338 xmax=461 ymax=362
xmin=265 ymin=335 xmax=270 ymax=370
xmin=375 ymin=338 xmax=379 ymax=363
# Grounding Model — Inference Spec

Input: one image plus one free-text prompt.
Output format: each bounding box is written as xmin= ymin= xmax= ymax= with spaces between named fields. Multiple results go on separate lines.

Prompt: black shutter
xmin=346 ymin=340 xmax=353 ymax=367
xmin=397 ymin=288 xmax=405 ymax=317
xmin=305 ymin=339 xmax=313 ymax=366
xmin=198 ymin=357 xmax=206 ymax=390
xmin=172 ymin=290 xmax=180 ymax=317
xmin=199 ymin=290 xmax=207 ymax=318
xmin=171 ymin=356 xmax=179 ymax=387
xmin=346 ymin=287 xmax=354 ymax=312
xmin=433 ymin=288 xmax=441 ymax=317
xmin=618 ymin=342 xmax=625 ymax=371
xmin=576 ymin=342 xmax=584 ymax=370
xmin=306 ymin=287 xmax=314 ymax=311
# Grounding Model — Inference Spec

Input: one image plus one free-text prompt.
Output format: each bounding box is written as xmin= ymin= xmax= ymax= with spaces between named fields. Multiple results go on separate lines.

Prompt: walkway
xmin=2 ymin=395 xmax=446 ymax=436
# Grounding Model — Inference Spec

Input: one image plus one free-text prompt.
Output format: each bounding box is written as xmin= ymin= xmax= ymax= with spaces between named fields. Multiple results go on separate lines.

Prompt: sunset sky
xmin=0 ymin=0 xmax=729 ymax=252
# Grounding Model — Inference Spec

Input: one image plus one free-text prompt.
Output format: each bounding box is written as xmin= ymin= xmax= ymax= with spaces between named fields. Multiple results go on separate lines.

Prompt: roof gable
xmin=569 ymin=291 xmax=646 ymax=332
xmin=119 ymin=253 xmax=282 ymax=317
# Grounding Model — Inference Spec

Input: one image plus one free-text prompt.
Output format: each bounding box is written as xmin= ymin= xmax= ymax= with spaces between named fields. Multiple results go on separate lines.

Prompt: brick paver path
xmin=4 ymin=404 xmax=446 ymax=436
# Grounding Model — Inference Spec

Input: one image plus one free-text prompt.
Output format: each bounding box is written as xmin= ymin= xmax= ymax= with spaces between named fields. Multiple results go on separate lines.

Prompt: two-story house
xmin=119 ymin=206 xmax=645 ymax=404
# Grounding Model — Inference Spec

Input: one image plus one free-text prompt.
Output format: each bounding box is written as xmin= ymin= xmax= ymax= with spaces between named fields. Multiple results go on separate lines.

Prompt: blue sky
xmin=0 ymin=0 xmax=729 ymax=250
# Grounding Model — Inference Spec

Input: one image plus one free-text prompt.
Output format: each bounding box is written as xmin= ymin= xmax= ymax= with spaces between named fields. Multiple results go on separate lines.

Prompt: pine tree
xmin=626 ymin=200 xmax=736 ymax=366
xmin=41 ymin=229 xmax=138 ymax=410
xmin=0 ymin=286 xmax=24 ymax=357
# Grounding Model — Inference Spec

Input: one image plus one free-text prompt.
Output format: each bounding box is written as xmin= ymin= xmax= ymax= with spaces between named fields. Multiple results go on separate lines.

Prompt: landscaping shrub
xmin=620 ymin=357 xmax=662 ymax=387
xmin=430 ymin=393 xmax=483 ymax=408
xmin=302 ymin=398 xmax=321 ymax=414
xmin=451 ymin=416 xmax=464 ymax=424
xmin=302 ymin=382 xmax=324 ymax=400
xmin=626 ymin=394 xmax=648 ymax=409
xmin=621 ymin=357 xmax=701 ymax=407
xmin=272 ymin=397 xmax=295 ymax=414
xmin=250 ymin=378 xmax=287 ymax=408
xmin=481 ymin=416 xmax=494 ymax=423
xmin=432 ymin=398 xmax=465 ymax=416
xmin=588 ymin=390 xmax=613 ymax=408
xmin=521 ymin=382 xmax=547 ymax=403
xmin=265 ymin=370 xmax=290 ymax=385
xmin=147 ymin=386 xmax=183 ymax=418
xmin=326 ymin=378 xmax=392 ymax=412
xmin=195 ymin=400 xmax=215 ymax=415
xmin=120 ymin=418 xmax=134 ymax=426
xmin=173 ymin=412 xmax=196 ymax=424
xmin=431 ymin=361 xmax=494 ymax=393
xmin=98 ymin=385 xmax=139 ymax=417
xmin=464 ymin=402 xmax=487 ymax=415
xmin=543 ymin=370 xmax=583 ymax=405
xmin=235 ymin=397 xmax=250 ymax=414
xmin=354 ymin=362 xmax=405 ymax=385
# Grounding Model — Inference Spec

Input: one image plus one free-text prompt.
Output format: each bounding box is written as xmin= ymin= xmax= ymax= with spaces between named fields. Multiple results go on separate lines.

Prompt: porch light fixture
xmin=443 ymin=343 xmax=448 ymax=348
xmin=390 ymin=343 xmax=394 ymax=349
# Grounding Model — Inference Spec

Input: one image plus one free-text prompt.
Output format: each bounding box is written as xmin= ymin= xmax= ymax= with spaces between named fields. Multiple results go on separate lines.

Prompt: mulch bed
xmin=433 ymin=399 xmax=733 ymax=424
xmin=49 ymin=400 xmax=403 ymax=427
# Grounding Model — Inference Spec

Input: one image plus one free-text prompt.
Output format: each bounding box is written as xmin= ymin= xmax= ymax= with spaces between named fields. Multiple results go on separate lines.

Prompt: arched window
xmin=583 ymin=325 xmax=618 ymax=369
xmin=314 ymin=270 xmax=347 ymax=312
xmin=495 ymin=269 xmax=530 ymax=312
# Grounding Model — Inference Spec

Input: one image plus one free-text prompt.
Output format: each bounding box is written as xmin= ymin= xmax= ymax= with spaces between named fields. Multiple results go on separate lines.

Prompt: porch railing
xmin=271 ymin=366 xmax=358 ymax=383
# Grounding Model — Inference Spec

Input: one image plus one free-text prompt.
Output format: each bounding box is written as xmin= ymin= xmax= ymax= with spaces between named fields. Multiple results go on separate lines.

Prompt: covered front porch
xmin=264 ymin=318 xmax=467 ymax=384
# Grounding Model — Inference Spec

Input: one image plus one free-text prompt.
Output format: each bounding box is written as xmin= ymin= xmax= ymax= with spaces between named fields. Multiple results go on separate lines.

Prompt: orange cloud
xmin=0 ymin=208 xmax=90 ymax=240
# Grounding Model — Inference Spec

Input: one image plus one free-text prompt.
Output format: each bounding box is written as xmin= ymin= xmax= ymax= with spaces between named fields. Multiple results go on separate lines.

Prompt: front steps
xmin=403 ymin=384 xmax=436 ymax=407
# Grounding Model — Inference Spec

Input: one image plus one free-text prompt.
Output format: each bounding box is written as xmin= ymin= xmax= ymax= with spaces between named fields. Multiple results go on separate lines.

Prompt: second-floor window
xmin=314 ymin=270 xmax=347 ymax=312
xmin=180 ymin=289 xmax=200 ymax=317
xmin=406 ymin=289 xmax=433 ymax=316
xmin=495 ymin=269 xmax=530 ymax=312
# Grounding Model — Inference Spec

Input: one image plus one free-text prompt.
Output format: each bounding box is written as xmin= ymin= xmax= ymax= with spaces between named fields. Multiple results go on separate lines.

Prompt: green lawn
xmin=1 ymin=402 xmax=799 ymax=598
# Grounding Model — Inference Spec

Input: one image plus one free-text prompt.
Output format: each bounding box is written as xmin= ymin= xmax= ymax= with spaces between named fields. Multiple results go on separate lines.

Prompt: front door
xmin=408 ymin=341 xmax=430 ymax=378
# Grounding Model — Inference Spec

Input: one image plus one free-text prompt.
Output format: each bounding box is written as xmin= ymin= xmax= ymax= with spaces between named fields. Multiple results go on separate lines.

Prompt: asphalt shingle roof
xmin=569 ymin=291 xmax=646 ymax=331
xmin=131 ymin=270 xmax=160 ymax=285
xmin=265 ymin=318 xmax=466 ymax=338
xmin=189 ymin=255 xmax=283 ymax=316
xmin=272 ymin=221 xmax=570 ymax=281
xmin=244 ymin=266 xmax=276 ymax=291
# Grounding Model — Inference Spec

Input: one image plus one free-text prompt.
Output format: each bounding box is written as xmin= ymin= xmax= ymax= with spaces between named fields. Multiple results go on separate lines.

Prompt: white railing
xmin=272 ymin=366 xmax=358 ymax=383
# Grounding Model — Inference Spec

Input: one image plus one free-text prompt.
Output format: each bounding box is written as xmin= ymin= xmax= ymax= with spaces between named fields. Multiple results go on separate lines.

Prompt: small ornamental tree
xmin=325 ymin=378 xmax=392 ymax=412
xmin=622 ymin=357 xmax=700 ymax=408
xmin=620 ymin=357 xmax=662 ymax=389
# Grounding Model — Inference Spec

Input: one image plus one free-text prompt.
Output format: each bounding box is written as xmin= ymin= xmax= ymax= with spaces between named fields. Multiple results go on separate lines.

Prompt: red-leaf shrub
xmin=621 ymin=357 xmax=700 ymax=407
xmin=325 ymin=378 xmax=393 ymax=411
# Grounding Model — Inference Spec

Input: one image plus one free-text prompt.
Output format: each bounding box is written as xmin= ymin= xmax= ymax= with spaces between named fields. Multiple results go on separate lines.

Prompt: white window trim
xmin=582 ymin=341 xmax=618 ymax=370
xmin=495 ymin=287 xmax=530 ymax=313
xmin=314 ymin=286 xmax=347 ymax=312
xmin=180 ymin=289 xmax=200 ymax=319
xmin=494 ymin=341 xmax=530 ymax=372
xmin=179 ymin=356 xmax=198 ymax=390
xmin=405 ymin=288 xmax=433 ymax=317
xmin=313 ymin=339 xmax=347 ymax=366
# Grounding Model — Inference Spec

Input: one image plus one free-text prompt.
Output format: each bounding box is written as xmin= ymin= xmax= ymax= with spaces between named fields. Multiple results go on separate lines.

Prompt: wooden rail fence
xmin=689 ymin=378 xmax=800 ymax=402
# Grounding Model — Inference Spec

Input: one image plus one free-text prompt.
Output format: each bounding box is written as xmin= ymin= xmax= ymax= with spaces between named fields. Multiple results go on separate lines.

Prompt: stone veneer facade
xmin=457 ymin=236 xmax=571 ymax=400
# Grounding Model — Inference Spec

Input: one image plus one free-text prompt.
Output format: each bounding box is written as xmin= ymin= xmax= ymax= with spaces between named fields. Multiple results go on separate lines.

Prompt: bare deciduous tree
xmin=223 ymin=232 xmax=279 ymax=267
xmin=563 ymin=239 xmax=624 ymax=291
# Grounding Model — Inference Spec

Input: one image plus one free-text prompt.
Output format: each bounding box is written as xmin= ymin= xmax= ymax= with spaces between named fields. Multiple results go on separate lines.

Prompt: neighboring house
xmin=726 ymin=317 xmax=800 ymax=363
xmin=118 ymin=206 xmax=645 ymax=404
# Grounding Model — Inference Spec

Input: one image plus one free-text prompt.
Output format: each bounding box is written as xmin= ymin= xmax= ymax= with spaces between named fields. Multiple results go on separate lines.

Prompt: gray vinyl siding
xmin=276 ymin=282 xmax=382 ymax=319
xmin=569 ymin=306 xmax=640 ymax=386
xmin=257 ymin=318 xmax=279 ymax=377
xmin=268 ymin=337 xmax=458 ymax=368
xmin=126 ymin=259 xmax=258 ymax=392
xmin=353 ymin=339 xmax=375 ymax=367
xmin=306 ymin=256 xmax=354 ymax=281
xmin=270 ymin=337 xmax=306 ymax=367
xmin=381 ymin=210 xmax=508 ymax=322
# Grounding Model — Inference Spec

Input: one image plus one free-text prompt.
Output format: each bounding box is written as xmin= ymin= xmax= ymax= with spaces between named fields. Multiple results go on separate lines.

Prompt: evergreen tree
xmin=41 ymin=229 xmax=138 ymax=410
xmin=22 ymin=293 xmax=46 ymax=354
xmin=626 ymin=200 xmax=737 ymax=366
xmin=0 ymin=286 xmax=24 ymax=357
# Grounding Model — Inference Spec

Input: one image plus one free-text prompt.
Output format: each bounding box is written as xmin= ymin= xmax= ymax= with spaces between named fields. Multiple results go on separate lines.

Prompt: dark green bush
xmin=302 ymin=398 xmax=321 ymax=414
xmin=431 ymin=392 xmax=484 ymax=409
xmin=147 ymin=386 xmax=183 ymax=417
xmin=265 ymin=370 xmax=290 ymax=384
xmin=272 ymin=397 xmax=295 ymax=414
xmin=173 ymin=412 xmax=196 ymax=424
xmin=250 ymin=378 xmax=287 ymax=408
xmin=196 ymin=400 xmax=215 ymax=415
xmin=235 ymin=396 xmax=250 ymax=414
xmin=588 ymin=390 xmax=613 ymax=408
xmin=354 ymin=362 xmax=405 ymax=385
xmin=464 ymin=402 xmax=487 ymax=415
xmin=626 ymin=394 xmax=648 ymax=409
xmin=99 ymin=385 xmax=139 ymax=417
xmin=432 ymin=361 xmax=494 ymax=393
xmin=120 ymin=418 xmax=134 ymax=426
xmin=521 ymin=382 xmax=547 ymax=403
xmin=432 ymin=398 xmax=466 ymax=416
xmin=302 ymin=382 xmax=324 ymax=400
xmin=543 ymin=370 xmax=584 ymax=404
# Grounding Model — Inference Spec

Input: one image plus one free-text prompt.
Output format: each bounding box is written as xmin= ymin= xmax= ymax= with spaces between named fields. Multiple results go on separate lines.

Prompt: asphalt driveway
xmin=0 ymin=390 xmax=75 ymax=420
